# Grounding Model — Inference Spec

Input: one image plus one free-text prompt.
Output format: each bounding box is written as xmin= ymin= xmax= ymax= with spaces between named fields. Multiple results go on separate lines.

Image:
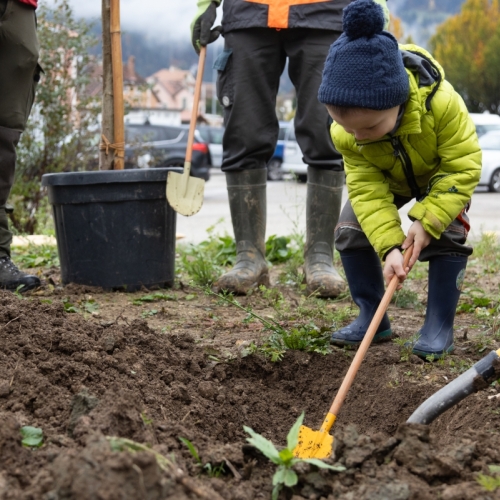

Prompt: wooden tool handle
xmin=327 ymin=245 xmax=414 ymax=422
xmin=184 ymin=46 xmax=207 ymax=170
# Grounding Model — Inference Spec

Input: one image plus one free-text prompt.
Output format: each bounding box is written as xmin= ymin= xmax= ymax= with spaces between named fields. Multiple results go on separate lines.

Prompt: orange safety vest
xmin=221 ymin=0 xmax=351 ymax=33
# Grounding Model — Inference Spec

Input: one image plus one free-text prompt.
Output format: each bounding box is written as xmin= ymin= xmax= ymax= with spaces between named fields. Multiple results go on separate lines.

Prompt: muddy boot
xmin=213 ymin=169 xmax=269 ymax=294
xmin=304 ymin=168 xmax=345 ymax=297
xmin=330 ymin=247 xmax=392 ymax=346
xmin=0 ymin=256 xmax=40 ymax=292
xmin=412 ymin=256 xmax=467 ymax=360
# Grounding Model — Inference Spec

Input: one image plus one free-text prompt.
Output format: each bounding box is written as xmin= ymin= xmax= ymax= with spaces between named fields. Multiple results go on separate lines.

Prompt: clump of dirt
xmin=0 ymin=290 xmax=499 ymax=499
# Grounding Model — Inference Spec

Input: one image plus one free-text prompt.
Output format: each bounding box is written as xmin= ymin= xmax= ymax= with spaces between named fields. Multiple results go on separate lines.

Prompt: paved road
xmin=176 ymin=170 xmax=500 ymax=244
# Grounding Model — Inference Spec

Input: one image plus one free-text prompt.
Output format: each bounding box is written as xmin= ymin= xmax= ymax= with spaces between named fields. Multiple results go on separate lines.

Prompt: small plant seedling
xmin=392 ymin=334 xmax=419 ymax=362
xmin=244 ymin=413 xmax=345 ymax=500
xmin=20 ymin=426 xmax=43 ymax=448
xmin=179 ymin=437 xmax=225 ymax=478
xmin=108 ymin=437 xmax=174 ymax=471
xmin=62 ymin=298 xmax=79 ymax=313
xmin=476 ymin=465 xmax=500 ymax=492
xmin=141 ymin=412 xmax=153 ymax=426
xmin=132 ymin=292 xmax=176 ymax=305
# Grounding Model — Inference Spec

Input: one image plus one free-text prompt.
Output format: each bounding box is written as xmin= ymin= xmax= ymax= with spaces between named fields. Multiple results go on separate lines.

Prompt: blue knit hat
xmin=318 ymin=0 xmax=409 ymax=110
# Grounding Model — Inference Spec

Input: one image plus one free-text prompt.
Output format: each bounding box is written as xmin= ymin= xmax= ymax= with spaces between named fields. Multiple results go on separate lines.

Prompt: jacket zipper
xmin=390 ymin=136 xmax=422 ymax=200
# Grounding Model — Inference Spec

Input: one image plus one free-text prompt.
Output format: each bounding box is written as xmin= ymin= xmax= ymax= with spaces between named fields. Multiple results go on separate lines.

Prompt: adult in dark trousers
xmin=191 ymin=0 xmax=389 ymax=296
xmin=0 ymin=0 xmax=41 ymax=291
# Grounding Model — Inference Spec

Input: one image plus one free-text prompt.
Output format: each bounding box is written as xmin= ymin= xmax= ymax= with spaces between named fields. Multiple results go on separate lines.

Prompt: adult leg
xmin=286 ymin=29 xmax=345 ymax=297
xmin=214 ymin=29 xmax=285 ymax=294
xmin=0 ymin=0 xmax=40 ymax=290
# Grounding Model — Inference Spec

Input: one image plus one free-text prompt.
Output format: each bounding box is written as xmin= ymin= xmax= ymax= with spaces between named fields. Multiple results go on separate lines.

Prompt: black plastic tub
xmin=41 ymin=168 xmax=179 ymax=291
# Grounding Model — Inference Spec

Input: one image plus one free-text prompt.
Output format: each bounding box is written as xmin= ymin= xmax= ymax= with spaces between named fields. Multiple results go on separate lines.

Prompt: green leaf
xmin=284 ymin=469 xmax=298 ymax=487
xmin=279 ymin=448 xmax=294 ymax=464
xmin=20 ymin=426 xmax=43 ymax=448
xmin=489 ymin=464 xmax=500 ymax=475
xmin=244 ymin=426 xmax=281 ymax=465
xmin=272 ymin=484 xmax=282 ymax=500
xmin=286 ymin=412 xmax=304 ymax=451
xmin=302 ymin=458 xmax=346 ymax=471
xmin=272 ymin=466 xmax=287 ymax=486
xmin=179 ymin=437 xmax=201 ymax=465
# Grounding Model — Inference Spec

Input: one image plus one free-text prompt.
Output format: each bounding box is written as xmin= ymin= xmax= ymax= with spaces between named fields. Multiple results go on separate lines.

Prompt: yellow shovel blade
xmin=166 ymin=170 xmax=205 ymax=216
xmin=293 ymin=425 xmax=334 ymax=459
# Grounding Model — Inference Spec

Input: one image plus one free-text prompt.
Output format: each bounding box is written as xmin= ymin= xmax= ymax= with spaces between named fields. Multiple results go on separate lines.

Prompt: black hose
xmin=407 ymin=349 xmax=500 ymax=425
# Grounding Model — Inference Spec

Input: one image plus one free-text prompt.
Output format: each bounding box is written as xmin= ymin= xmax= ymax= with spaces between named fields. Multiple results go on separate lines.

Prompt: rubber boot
xmin=304 ymin=168 xmax=345 ymax=297
xmin=412 ymin=256 xmax=467 ymax=359
xmin=331 ymin=248 xmax=392 ymax=346
xmin=213 ymin=169 xmax=269 ymax=294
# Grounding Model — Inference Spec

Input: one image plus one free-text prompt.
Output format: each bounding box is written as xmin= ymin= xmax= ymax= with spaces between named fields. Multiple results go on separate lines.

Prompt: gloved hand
xmin=191 ymin=0 xmax=222 ymax=54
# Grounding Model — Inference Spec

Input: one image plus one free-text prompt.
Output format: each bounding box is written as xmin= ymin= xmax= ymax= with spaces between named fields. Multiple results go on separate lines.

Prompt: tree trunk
xmin=99 ymin=0 xmax=114 ymax=170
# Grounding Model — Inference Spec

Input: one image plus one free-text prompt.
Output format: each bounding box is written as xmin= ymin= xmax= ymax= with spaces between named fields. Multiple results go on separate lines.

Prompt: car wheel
xmin=267 ymin=158 xmax=284 ymax=181
xmin=296 ymin=174 xmax=307 ymax=183
xmin=488 ymin=168 xmax=500 ymax=192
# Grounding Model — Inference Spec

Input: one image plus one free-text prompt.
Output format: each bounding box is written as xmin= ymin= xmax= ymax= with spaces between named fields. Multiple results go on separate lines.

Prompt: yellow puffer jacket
xmin=331 ymin=44 xmax=482 ymax=260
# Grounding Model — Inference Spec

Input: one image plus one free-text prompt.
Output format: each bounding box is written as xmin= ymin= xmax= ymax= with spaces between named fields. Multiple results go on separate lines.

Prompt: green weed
xmin=393 ymin=334 xmax=420 ymax=362
xmin=20 ymin=426 xmax=43 ymax=448
xmin=179 ymin=437 xmax=225 ymax=478
xmin=244 ymin=413 xmax=345 ymax=500
xmin=12 ymin=244 xmax=59 ymax=269
xmin=472 ymin=232 xmax=500 ymax=274
xmin=392 ymin=287 xmax=421 ymax=309
xmin=477 ymin=464 xmax=500 ymax=492
xmin=108 ymin=437 xmax=174 ymax=472
xmin=132 ymin=292 xmax=176 ymax=305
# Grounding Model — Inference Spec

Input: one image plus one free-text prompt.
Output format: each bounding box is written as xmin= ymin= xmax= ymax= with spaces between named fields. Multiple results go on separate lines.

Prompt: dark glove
xmin=192 ymin=1 xmax=222 ymax=54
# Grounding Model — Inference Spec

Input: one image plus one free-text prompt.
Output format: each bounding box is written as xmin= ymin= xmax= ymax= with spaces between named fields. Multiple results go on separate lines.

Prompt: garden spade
xmin=293 ymin=245 xmax=414 ymax=459
xmin=166 ymin=47 xmax=207 ymax=216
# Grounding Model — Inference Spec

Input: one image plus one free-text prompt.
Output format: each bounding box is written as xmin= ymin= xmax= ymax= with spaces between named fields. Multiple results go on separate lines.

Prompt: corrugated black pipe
xmin=407 ymin=349 xmax=500 ymax=425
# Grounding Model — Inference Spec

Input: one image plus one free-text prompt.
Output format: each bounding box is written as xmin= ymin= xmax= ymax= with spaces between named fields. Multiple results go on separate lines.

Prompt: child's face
xmin=327 ymin=106 xmax=400 ymax=142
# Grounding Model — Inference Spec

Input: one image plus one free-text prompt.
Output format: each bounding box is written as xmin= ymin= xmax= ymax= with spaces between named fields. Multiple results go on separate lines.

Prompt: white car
xmin=469 ymin=112 xmax=500 ymax=137
xmin=280 ymin=123 xmax=308 ymax=182
xmin=478 ymin=130 xmax=500 ymax=192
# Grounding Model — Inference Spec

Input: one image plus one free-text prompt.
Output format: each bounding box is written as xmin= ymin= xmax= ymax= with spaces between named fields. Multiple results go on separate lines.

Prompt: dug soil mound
xmin=0 ymin=291 xmax=499 ymax=499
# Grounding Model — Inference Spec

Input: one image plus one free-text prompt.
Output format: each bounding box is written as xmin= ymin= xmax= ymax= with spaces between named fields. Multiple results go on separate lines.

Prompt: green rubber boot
xmin=213 ymin=169 xmax=269 ymax=295
xmin=304 ymin=168 xmax=346 ymax=297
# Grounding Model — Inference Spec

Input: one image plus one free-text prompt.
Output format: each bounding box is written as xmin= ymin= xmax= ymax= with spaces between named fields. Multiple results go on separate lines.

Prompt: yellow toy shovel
xmin=293 ymin=245 xmax=414 ymax=459
xmin=166 ymin=47 xmax=206 ymax=216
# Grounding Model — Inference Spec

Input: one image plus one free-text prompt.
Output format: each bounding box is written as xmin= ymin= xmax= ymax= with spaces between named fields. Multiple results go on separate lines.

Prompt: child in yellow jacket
xmin=317 ymin=0 xmax=481 ymax=359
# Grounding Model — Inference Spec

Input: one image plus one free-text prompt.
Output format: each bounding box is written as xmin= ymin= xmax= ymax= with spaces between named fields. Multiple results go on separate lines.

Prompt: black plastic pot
xmin=42 ymin=168 xmax=179 ymax=291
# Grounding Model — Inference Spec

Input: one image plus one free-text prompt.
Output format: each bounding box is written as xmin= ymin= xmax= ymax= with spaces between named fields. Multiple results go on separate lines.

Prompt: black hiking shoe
xmin=0 ymin=256 xmax=41 ymax=292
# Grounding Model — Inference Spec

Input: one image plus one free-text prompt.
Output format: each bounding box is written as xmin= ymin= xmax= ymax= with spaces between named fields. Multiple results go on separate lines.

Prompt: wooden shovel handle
xmin=185 ymin=46 xmax=207 ymax=168
xmin=328 ymin=245 xmax=414 ymax=420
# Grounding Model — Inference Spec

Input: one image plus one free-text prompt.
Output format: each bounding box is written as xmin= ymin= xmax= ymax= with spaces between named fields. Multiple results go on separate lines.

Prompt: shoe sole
xmin=412 ymin=344 xmax=455 ymax=360
xmin=330 ymin=329 xmax=393 ymax=347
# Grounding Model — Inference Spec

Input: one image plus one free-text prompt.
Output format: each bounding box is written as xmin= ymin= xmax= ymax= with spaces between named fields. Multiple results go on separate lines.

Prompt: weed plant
xmin=179 ymin=437 xmax=225 ymax=477
xmin=12 ymin=244 xmax=59 ymax=269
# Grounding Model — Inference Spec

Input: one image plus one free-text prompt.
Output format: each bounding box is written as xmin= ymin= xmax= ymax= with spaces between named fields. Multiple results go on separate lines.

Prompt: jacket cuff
xmin=383 ymin=245 xmax=403 ymax=261
xmin=408 ymin=202 xmax=444 ymax=239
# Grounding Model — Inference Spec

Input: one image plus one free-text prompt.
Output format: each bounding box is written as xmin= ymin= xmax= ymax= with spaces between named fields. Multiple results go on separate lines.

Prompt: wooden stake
xmin=99 ymin=0 xmax=114 ymax=170
xmin=110 ymin=0 xmax=125 ymax=170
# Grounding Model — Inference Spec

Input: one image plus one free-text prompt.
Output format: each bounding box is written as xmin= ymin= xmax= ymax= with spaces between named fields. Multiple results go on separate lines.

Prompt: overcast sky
xmin=40 ymin=0 xmax=219 ymax=40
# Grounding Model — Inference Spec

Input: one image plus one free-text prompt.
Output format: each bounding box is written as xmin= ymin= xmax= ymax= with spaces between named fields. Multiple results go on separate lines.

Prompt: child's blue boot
xmin=331 ymin=248 xmax=392 ymax=346
xmin=412 ymin=255 xmax=467 ymax=360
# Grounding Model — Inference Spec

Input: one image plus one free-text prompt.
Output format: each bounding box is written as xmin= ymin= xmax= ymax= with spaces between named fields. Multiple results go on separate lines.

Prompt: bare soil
xmin=0 ymin=259 xmax=499 ymax=500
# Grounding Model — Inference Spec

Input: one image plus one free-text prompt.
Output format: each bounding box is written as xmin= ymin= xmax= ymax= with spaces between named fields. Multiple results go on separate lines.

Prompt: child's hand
xmin=402 ymin=221 xmax=432 ymax=268
xmin=383 ymin=248 xmax=408 ymax=290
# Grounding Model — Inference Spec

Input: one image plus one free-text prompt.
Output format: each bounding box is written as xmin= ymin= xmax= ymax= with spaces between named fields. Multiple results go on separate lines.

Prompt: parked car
xmin=279 ymin=122 xmax=308 ymax=182
xmin=469 ymin=112 xmax=500 ymax=137
xmin=124 ymin=123 xmax=211 ymax=181
xmin=198 ymin=125 xmax=224 ymax=169
xmin=477 ymin=130 xmax=500 ymax=192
